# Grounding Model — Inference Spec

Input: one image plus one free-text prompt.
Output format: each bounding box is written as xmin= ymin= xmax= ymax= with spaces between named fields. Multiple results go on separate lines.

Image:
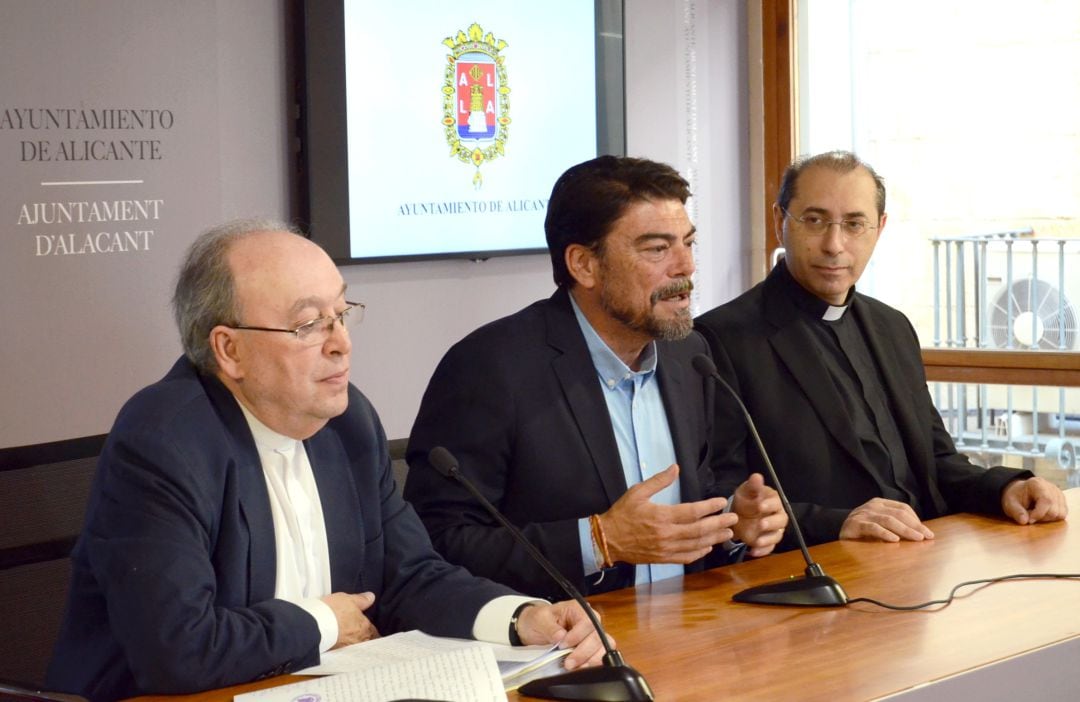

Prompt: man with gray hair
xmin=47 ymin=219 xmax=607 ymax=701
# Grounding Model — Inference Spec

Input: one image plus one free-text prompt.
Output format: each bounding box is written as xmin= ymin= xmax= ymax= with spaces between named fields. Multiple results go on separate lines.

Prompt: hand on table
xmin=839 ymin=498 xmax=935 ymax=542
xmin=1001 ymin=477 xmax=1068 ymax=525
xmin=515 ymin=600 xmax=611 ymax=670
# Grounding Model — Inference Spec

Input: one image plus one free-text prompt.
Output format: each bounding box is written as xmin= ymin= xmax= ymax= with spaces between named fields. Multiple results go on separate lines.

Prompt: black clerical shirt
xmin=777 ymin=263 xmax=929 ymax=514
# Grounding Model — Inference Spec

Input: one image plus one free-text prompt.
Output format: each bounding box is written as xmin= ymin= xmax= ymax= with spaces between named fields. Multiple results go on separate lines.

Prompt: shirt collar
xmin=568 ymin=292 xmax=657 ymax=388
xmin=776 ymin=258 xmax=852 ymax=321
xmin=238 ymin=403 xmax=300 ymax=453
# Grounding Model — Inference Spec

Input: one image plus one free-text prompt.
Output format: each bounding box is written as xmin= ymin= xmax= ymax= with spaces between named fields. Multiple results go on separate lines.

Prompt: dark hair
xmin=544 ymin=155 xmax=690 ymax=288
xmin=172 ymin=217 xmax=299 ymax=374
xmin=777 ymin=150 xmax=886 ymax=216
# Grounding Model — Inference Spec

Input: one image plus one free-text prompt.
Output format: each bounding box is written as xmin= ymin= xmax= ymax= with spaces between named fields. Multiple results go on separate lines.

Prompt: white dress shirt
xmin=241 ymin=405 xmax=339 ymax=652
xmin=240 ymin=406 xmax=533 ymax=650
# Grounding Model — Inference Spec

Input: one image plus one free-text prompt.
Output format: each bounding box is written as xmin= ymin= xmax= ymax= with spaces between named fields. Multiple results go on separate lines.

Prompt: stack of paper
xmin=235 ymin=630 xmax=574 ymax=702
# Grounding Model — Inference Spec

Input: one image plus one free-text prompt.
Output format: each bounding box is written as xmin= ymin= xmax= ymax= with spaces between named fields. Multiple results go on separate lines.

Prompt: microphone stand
xmin=691 ymin=355 xmax=848 ymax=607
xmin=427 ymin=447 xmax=654 ymax=701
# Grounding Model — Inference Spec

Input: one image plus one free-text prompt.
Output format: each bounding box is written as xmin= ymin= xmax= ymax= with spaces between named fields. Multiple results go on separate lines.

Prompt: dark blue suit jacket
xmin=47 ymin=358 xmax=513 ymax=701
xmin=405 ymin=288 xmax=720 ymax=600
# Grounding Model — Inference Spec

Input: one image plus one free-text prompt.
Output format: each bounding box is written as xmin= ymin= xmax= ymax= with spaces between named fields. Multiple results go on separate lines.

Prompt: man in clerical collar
xmin=695 ymin=150 xmax=1067 ymax=548
xmin=405 ymin=156 xmax=788 ymax=600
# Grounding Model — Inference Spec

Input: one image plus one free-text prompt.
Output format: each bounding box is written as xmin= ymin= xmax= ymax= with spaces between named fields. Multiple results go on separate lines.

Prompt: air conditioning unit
xmin=981 ymin=237 xmax=1080 ymax=417
xmin=984 ymin=238 xmax=1079 ymax=351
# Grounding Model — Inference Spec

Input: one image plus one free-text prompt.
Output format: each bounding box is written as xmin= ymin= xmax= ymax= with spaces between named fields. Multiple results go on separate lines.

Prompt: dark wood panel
xmin=761 ymin=0 xmax=794 ymax=277
xmin=922 ymin=349 xmax=1080 ymax=387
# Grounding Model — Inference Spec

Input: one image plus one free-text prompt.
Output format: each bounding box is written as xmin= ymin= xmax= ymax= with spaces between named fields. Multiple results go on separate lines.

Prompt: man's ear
xmin=565 ymin=243 xmax=600 ymax=290
xmin=209 ymin=326 xmax=244 ymax=380
xmin=771 ymin=203 xmax=786 ymax=248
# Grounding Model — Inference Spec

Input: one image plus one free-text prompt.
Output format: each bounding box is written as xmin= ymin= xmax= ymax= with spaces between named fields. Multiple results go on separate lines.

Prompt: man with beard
xmin=405 ymin=156 xmax=787 ymax=600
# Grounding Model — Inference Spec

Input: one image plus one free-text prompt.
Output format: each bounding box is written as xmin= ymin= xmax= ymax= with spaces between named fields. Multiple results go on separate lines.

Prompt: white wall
xmin=0 ymin=0 xmax=748 ymax=446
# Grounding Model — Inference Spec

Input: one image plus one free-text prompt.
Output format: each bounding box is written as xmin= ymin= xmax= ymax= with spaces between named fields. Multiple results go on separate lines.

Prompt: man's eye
xmin=294 ymin=319 xmax=321 ymax=338
xmin=802 ymin=214 xmax=824 ymax=226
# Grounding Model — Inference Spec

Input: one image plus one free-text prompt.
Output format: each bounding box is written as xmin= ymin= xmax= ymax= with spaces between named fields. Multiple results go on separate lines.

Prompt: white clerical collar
xmin=822 ymin=304 xmax=848 ymax=322
xmin=238 ymin=403 xmax=298 ymax=453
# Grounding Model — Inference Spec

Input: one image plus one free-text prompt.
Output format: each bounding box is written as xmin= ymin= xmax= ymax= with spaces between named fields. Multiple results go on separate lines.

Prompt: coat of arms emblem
xmin=442 ymin=22 xmax=510 ymax=188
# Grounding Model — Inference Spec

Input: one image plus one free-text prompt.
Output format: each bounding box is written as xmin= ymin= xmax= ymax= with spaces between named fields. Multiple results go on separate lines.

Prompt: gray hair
xmin=172 ymin=217 xmax=300 ymax=374
xmin=777 ymin=150 xmax=886 ymax=217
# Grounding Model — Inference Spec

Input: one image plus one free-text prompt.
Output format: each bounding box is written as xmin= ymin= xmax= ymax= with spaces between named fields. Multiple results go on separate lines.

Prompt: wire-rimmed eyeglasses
xmin=228 ymin=302 xmax=365 ymax=346
xmin=782 ymin=208 xmax=878 ymax=238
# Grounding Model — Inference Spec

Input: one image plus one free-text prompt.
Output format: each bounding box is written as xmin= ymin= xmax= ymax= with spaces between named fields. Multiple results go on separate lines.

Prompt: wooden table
xmin=132 ymin=489 xmax=1080 ymax=701
xmin=581 ymin=488 xmax=1080 ymax=701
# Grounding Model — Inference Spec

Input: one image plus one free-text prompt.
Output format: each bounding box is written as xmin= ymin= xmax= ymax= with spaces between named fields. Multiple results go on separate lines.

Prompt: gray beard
xmin=600 ymin=279 xmax=694 ymax=341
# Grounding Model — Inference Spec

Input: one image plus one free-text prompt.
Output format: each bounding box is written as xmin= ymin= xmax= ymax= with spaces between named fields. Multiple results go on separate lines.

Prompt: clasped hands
xmin=598 ymin=464 xmax=788 ymax=565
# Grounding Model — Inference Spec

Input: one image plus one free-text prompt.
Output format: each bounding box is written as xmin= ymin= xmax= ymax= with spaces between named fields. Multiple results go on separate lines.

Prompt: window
xmin=761 ymin=0 xmax=1080 ymax=486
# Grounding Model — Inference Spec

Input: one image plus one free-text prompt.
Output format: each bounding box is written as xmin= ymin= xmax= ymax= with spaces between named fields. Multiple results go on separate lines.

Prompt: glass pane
xmin=797 ymin=1 xmax=1080 ymax=350
xmin=931 ymin=381 xmax=1080 ymax=488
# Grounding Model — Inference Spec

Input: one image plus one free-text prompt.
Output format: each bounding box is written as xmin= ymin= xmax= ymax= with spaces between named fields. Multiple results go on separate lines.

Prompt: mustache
xmin=650 ymin=278 xmax=694 ymax=305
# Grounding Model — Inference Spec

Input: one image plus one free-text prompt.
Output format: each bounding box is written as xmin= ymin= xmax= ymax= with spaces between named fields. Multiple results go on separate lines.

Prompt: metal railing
xmin=928 ymin=230 xmax=1080 ymax=481
xmin=930 ymin=230 xmax=1079 ymax=350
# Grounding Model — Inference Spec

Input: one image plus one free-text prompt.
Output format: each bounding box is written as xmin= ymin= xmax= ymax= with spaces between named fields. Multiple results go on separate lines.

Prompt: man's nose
xmin=819 ymin=222 xmax=846 ymax=255
xmin=325 ymin=316 xmax=352 ymax=355
xmin=669 ymin=240 xmax=696 ymax=277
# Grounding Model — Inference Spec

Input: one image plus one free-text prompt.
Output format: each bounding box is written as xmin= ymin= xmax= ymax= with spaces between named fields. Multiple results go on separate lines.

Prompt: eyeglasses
xmin=782 ymin=209 xmax=877 ymax=238
xmin=229 ymin=302 xmax=365 ymax=346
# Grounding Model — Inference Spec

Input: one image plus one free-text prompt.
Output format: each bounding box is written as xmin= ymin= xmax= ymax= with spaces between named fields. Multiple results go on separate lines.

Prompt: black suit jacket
xmin=404 ymin=288 xmax=718 ymax=600
xmin=694 ymin=263 xmax=1027 ymax=547
xmin=47 ymin=358 xmax=513 ymax=701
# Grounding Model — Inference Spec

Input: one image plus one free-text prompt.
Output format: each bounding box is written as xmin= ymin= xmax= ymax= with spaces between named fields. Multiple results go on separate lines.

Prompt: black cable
xmin=845 ymin=573 xmax=1080 ymax=611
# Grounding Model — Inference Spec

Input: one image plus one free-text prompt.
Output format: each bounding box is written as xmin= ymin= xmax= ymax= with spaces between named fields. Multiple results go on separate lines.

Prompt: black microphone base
xmin=733 ymin=574 xmax=848 ymax=607
xmin=517 ymin=664 xmax=654 ymax=702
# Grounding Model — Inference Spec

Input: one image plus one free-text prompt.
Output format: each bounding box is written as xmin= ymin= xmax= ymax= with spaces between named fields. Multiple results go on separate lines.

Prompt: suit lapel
xmin=762 ymin=275 xmax=871 ymax=470
xmin=546 ymin=290 xmax=628 ymax=505
xmin=852 ymin=298 xmax=938 ymax=493
xmin=305 ymin=430 xmax=365 ymax=592
xmin=656 ymin=351 xmax=700 ymax=500
xmin=853 ymin=299 xmax=920 ymax=437
xmin=203 ymin=375 xmax=278 ymax=604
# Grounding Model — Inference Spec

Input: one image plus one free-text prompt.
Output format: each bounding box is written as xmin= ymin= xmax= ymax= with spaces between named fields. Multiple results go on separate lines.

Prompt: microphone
xmin=691 ymin=354 xmax=848 ymax=607
xmin=427 ymin=446 xmax=653 ymax=702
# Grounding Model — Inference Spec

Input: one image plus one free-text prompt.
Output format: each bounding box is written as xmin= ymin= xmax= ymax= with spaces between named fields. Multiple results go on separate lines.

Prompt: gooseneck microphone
xmin=691 ymin=354 xmax=848 ymax=607
xmin=427 ymin=446 xmax=653 ymax=702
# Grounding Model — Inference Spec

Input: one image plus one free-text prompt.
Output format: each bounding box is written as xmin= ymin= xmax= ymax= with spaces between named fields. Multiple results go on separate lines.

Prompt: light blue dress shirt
xmin=570 ymin=295 xmax=684 ymax=585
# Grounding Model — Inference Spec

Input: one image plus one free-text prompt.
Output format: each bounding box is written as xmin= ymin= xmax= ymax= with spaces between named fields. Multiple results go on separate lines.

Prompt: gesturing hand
xmin=600 ymin=464 xmax=735 ymax=565
xmin=730 ymin=473 xmax=788 ymax=557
